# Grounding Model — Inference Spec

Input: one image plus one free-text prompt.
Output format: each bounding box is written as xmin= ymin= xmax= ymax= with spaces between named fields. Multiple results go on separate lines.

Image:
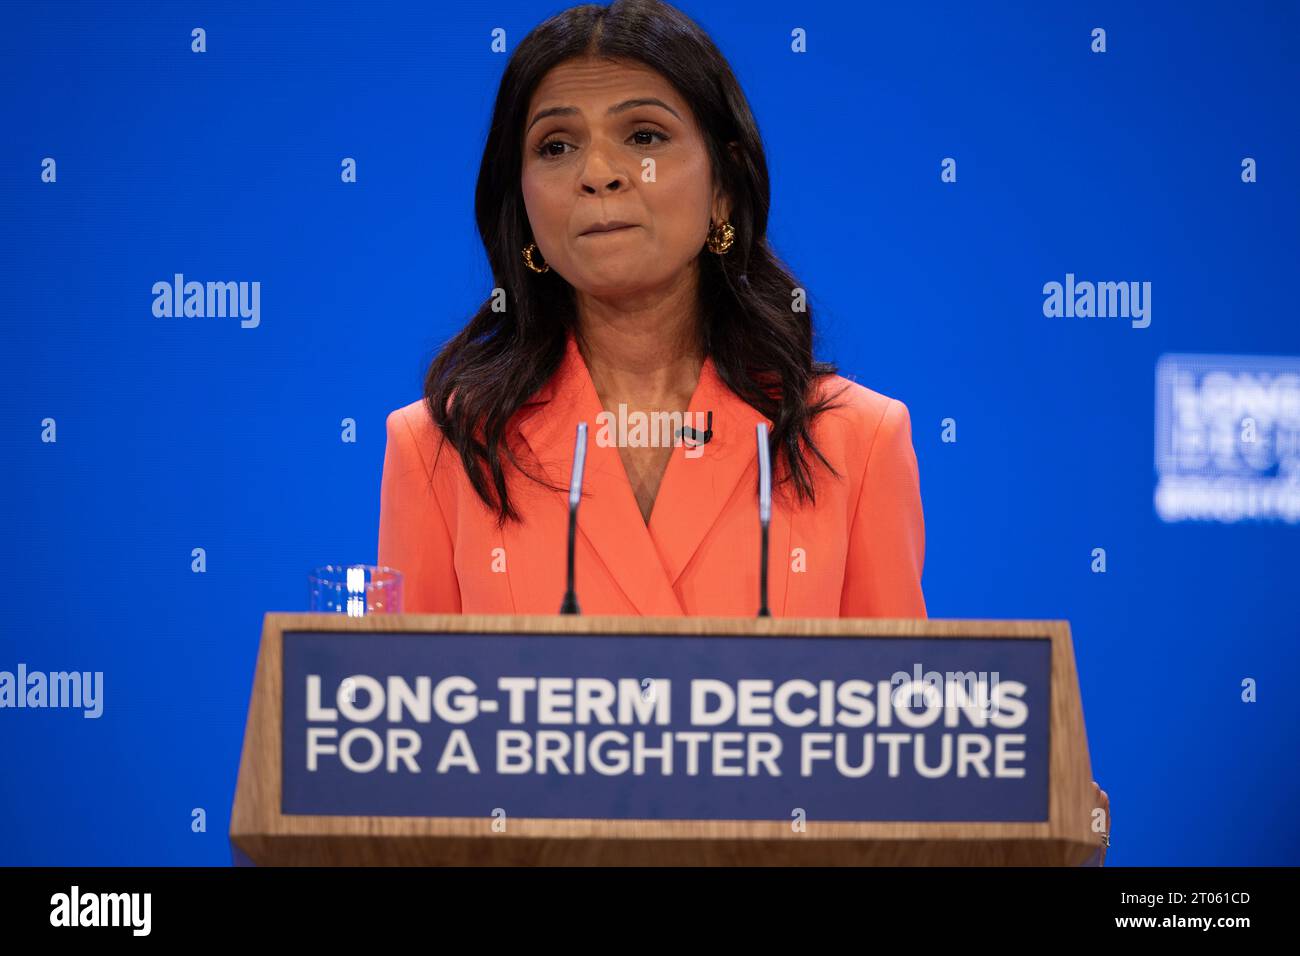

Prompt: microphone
xmin=755 ymin=422 xmax=772 ymax=618
xmin=559 ymin=422 xmax=588 ymax=615
xmin=676 ymin=410 xmax=713 ymax=446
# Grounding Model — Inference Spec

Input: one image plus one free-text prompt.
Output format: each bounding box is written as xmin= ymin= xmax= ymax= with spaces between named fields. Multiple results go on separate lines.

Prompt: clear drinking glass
xmin=307 ymin=565 xmax=403 ymax=615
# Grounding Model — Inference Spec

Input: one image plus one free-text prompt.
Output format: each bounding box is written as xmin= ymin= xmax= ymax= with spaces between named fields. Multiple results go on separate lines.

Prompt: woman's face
xmin=520 ymin=56 xmax=727 ymax=299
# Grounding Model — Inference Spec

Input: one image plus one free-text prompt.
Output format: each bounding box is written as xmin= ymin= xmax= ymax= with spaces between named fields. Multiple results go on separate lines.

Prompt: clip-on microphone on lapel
xmin=675 ymin=410 xmax=713 ymax=447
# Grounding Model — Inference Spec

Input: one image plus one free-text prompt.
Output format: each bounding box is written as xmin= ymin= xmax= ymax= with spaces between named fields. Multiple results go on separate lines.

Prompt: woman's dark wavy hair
xmin=425 ymin=0 xmax=844 ymax=524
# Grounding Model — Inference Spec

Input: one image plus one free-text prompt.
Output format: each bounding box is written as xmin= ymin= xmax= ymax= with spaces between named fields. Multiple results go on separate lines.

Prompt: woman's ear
xmin=712 ymin=140 xmax=742 ymax=221
xmin=711 ymin=184 xmax=733 ymax=223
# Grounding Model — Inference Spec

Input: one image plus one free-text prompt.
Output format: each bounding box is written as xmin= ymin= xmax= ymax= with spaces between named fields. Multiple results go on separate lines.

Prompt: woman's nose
xmin=579 ymin=142 xmax=630 ymax=194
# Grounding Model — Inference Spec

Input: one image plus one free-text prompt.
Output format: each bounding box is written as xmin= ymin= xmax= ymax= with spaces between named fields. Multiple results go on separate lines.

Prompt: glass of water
xmin=307 ymin=565 xmax=403 ymax=615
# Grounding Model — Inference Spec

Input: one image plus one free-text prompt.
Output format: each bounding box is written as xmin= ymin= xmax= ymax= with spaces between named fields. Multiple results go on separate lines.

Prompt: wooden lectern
xmin=230 ymin=614 xmax=1101 ymax=866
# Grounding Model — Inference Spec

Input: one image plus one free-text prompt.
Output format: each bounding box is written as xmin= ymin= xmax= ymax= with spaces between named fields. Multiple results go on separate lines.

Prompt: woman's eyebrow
xmin=526 ymin=97 xmax=681 ymax=133
xmin=608 ymin=97 xmax=681 ymax=119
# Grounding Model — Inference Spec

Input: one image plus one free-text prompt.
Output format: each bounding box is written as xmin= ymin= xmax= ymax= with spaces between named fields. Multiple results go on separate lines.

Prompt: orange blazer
xmin=378 ymin=330 xmax=926 ymax=618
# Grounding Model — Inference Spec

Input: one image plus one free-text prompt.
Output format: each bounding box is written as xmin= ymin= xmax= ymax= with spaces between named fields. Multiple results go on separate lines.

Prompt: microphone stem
xmin=560 ymin=505 xmax=580 ymax=614
xmin=559 ymin=422 xmax=587 ymax=615
xmin=755 ymin=422 xmax=773 ymax=618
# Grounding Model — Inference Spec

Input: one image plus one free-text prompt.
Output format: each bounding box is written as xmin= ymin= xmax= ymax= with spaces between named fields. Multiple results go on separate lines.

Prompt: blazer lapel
xmin=648 ymin=357 xmax=792 ymax=616
xmin=516 ymin=331 xmax=686 ymax=617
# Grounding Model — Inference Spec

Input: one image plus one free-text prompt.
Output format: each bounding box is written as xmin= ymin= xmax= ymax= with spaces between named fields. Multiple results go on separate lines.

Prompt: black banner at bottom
xmin=0 ymin=865 xmax=1284 ymax=941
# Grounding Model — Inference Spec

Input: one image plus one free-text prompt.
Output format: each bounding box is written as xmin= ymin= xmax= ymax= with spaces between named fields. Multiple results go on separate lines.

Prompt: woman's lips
xmin=579 ymin=224 xmax=639 ymax=237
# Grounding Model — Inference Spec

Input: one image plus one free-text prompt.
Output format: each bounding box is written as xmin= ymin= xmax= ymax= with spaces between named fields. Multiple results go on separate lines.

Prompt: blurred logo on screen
xmin=1155 ymin=354 xmax=1300 ymax=523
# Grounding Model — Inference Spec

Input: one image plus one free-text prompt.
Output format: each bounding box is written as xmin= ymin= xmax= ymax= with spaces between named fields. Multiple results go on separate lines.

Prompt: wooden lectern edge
xmin=259 ymin=612 xmax=1079 ymax=638
xmin=230 ymin=613 xmax=1099 ymax=866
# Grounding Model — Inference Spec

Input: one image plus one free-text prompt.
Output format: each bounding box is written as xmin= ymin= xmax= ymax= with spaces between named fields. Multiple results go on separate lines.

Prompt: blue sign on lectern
xmin=281 ymin=630 xmax=1051 ymax=822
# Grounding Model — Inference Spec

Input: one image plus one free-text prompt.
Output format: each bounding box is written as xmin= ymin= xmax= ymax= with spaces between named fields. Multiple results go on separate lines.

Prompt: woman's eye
xmin=630 ymin=128 xmax=669 ymax=147
xmin=537 ymin=139 xmax=571 ymax=158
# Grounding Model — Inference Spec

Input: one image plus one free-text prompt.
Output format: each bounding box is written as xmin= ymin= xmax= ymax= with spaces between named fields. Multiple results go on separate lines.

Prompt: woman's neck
xmin=574 ymin=275 xmax=705 ymax=407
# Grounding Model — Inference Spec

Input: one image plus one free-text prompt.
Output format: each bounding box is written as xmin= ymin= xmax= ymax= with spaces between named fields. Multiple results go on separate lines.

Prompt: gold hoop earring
xmin=522 ymin=241 xmax=550 ymax=273
xmin=706 ymin=219 xmax=735 ymax=254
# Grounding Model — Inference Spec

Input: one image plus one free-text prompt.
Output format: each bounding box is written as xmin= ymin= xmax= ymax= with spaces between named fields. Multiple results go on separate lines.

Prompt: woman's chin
xmin=571 ymin=265 xmax=665 ymax=299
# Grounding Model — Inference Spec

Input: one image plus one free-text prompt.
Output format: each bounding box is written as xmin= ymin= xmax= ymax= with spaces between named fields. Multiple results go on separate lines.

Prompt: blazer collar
xmin=516 ymin=328 xmax=773 ymax=615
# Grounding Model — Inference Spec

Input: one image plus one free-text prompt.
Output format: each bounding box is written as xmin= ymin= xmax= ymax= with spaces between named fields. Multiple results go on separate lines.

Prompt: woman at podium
xmin=378 ymin=0 xmax=926 ymax=619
